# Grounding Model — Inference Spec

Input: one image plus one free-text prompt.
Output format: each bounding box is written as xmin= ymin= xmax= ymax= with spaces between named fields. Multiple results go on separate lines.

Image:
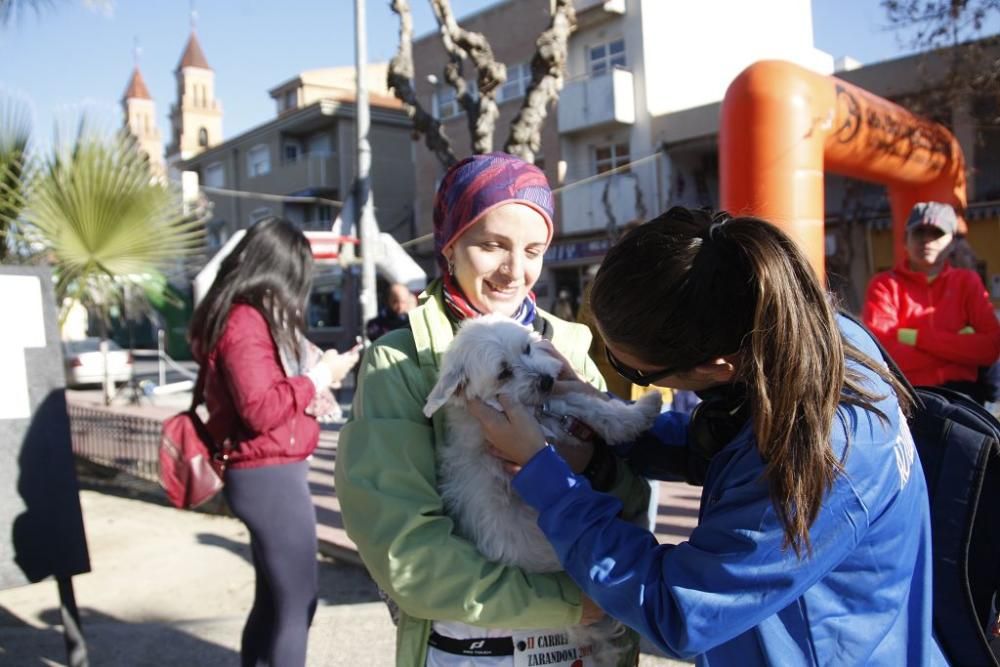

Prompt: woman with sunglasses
xmin=470 ymin=206 xmax=945 ymax=665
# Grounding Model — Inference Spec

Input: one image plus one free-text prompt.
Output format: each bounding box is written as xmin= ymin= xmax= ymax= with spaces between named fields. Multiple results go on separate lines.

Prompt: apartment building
xmin=178 ymin=62 xmax=416 ymax=348
xmin=548 ymin=0 xmax=833 ymax=307
xmin=410 ymin=0 xmax=832 ymax=310
xmin=182 ymin=66 xmax=413 ymax=246
xmin=412 ymin=1 xmax=1000 ymax=314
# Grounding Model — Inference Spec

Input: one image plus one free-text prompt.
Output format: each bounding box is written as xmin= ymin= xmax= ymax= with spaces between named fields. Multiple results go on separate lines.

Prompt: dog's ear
xmin=423 ymin=365 xmax=466 ymax=417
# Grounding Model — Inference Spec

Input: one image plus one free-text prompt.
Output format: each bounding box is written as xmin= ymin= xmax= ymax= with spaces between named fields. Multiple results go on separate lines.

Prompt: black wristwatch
xmin=581 ymin=441 xmax=617 ymax=492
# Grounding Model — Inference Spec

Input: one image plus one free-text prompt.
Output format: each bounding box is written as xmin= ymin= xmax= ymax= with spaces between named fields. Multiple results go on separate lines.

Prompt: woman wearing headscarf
xmin=335 ymin=152 xmax=649 ymax=667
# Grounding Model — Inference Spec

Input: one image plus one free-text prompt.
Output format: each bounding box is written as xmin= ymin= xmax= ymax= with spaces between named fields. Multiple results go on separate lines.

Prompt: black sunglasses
xmin=605 ymin=347 xmax=686 ymax=387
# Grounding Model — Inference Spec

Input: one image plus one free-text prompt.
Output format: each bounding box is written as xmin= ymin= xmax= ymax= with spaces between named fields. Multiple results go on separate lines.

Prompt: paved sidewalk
xmin=38 ymin=391 xmax=695 ymax=666
xmin=0 ymin=490 xmax=397 ymax=666
xmin=0 ymin=489 xmax=688 ymax=666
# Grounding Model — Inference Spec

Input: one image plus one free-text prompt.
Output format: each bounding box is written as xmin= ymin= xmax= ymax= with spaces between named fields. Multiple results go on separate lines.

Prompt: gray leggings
xmin=224 ymin=460 xmax=318 ymax=667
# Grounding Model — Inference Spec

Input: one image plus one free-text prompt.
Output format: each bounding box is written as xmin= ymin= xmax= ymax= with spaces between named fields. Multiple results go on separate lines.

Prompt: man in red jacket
xmin=863 ymin=201 xmax=1000 ymax=403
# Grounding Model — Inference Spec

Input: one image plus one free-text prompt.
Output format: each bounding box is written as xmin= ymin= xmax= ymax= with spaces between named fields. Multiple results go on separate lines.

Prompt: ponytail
xmin=592 ymin=207 xmax=905 ymax=556
xmin=724 ymin=219 xmax=842 ymax=556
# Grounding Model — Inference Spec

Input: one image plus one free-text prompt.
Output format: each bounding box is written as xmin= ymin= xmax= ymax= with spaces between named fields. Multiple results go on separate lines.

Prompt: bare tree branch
xmin=882 ymin=0 xmax=1000 ymax=123
xmin=387 ymin=0 xmax=457 ymax=169
xmin=601 ymin=178 xmax=617 ymax=239
xmin=504 ymin=0 xmax=576 ymax=163
xmin=601 ymin=172 xmax=648 ymax=241
xmin=430 ymin=0 xmax=506 ymax=154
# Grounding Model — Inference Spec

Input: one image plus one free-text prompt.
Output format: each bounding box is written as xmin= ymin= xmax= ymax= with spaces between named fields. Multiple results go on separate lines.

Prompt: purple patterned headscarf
xmin=432 ymin=152 xmax=554 ymax=273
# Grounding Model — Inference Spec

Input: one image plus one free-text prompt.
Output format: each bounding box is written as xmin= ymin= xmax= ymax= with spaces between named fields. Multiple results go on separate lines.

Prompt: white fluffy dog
xmin=423 ymin=314 xmax=662 ymax=666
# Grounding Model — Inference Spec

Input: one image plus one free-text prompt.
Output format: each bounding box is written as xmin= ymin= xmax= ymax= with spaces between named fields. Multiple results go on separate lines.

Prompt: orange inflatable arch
xmin=720 ymin=60 xmax=967 ymax=277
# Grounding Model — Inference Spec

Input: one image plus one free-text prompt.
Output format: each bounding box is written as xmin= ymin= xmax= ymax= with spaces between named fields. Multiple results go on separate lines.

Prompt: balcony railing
xmin=558 ymin=67 xmax=635 ymax=135
xmin=278 ymin=153 xmax=339 ymax=190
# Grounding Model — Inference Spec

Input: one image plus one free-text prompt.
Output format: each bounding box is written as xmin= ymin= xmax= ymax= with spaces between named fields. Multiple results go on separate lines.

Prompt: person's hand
xmin=321 ymin=343 xmax=362 ymax=384
xmin=552 ymin=378 xmax=608 ymax=401
xmin=535 ymin=340 xmax=607 ymax=400
xmin=487 ymin=445 xmax=522 ymax=476
xmin=536 ymin=340 xmax=582 ymax=382
xmin=305 ymin=387 xmax=341 ymax=421
xmin=897 ymin=328 xmax=918 ymax=346
xmin=580 ymin=595 xmax=605 ymax=625
xmin=468 ymin=394 xmax=547 ymax=466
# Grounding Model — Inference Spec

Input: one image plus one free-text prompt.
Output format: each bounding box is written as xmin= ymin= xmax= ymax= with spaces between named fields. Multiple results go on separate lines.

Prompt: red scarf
xmin=441 ymin=273 xmax=537 ymax=325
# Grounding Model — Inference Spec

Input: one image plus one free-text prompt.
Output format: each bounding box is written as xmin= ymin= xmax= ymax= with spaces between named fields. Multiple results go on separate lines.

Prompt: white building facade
xmin=545 ymin=0 xmax=834 ymax=303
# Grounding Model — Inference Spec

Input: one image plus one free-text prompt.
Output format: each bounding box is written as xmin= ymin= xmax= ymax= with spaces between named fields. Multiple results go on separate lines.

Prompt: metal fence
xmin=68 ymin=404 xmax=162 ymax=484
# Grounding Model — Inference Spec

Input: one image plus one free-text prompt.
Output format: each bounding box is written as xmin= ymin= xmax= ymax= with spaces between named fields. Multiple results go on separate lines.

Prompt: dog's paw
xmin=635 ymin=391 xmax=663 ymax=422
xmin=598 ymin=391 xmax=663 ymax=443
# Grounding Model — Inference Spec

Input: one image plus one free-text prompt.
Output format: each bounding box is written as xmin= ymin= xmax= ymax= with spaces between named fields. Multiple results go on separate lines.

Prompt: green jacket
xmin=336 ymin=282 xmax=650 ymax=666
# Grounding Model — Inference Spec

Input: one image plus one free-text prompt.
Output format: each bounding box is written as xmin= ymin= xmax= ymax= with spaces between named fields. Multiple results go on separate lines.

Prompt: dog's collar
xmin=538 ymin=402 xmax=597 ymax=442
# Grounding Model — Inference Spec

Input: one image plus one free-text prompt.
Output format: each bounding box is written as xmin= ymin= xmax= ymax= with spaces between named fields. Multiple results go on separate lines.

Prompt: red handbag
xmin=159 ymin=367 xmax=228 ymax=509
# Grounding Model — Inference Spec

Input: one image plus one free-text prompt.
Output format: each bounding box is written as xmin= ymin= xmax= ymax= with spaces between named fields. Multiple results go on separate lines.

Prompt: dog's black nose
xmin=539 ymin=374 xmax=554 ymax=392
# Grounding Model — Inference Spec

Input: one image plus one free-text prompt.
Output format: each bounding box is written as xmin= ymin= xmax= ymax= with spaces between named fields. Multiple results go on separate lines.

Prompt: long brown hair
xmin=591 ymin=206 xmax=910 ymax=557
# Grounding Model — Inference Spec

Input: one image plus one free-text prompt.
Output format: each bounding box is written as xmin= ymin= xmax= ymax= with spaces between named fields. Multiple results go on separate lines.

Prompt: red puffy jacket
xmin=863 ymin=260 xmax=1000 ymax=387
xmin=197 ymin=304 xmax=319 ymax=469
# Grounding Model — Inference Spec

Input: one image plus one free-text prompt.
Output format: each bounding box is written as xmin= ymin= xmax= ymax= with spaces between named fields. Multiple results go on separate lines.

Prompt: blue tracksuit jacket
xmin=513 ymin=317 xmax=946 ymax=665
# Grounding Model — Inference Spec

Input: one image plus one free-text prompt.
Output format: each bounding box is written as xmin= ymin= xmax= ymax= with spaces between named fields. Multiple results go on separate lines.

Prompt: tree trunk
xmin=387 ymin=0 xmax=458 ymax=169
xmin=430 ymin=0 xmax=506 ymax=155
xmin=390 ymin=0 xmax=576 ymax=167
xmin=601 ymin=177 xmax=618 ymax=241
xmin=504 ymin=0 xmax=576 ymax=163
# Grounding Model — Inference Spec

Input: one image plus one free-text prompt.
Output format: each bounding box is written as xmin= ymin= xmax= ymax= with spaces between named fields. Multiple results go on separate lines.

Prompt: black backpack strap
xmin=840 ymin=310 xmax=1000 ymax=665
xmin=914 ymin=389 xmax=1000 ymax=665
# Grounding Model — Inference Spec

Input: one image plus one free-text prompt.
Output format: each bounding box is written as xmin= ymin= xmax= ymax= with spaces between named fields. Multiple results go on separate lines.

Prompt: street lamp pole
xmin=354 ymin=0 xmax=378 ymax=337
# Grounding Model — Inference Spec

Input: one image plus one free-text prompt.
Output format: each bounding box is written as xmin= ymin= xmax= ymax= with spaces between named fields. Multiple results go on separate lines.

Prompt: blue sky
xmin=0 ymin=0 xmax=989 ymax=152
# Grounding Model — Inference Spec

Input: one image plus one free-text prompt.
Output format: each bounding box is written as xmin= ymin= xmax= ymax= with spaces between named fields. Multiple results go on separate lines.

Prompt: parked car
xmin=63 ymin=338 xmax=134 ymax=388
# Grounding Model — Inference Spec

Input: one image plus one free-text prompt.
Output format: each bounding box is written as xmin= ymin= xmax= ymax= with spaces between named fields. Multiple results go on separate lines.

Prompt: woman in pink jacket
xmin=189 ymin=217 xmax=359 ymax=666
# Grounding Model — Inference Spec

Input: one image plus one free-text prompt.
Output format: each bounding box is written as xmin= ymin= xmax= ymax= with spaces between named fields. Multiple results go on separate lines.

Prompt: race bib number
xmin=511 ymin=629 xmax=593 ymax=667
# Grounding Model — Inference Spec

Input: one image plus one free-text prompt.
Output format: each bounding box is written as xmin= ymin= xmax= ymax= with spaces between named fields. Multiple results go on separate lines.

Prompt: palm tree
xmin=17 ymin=120 xmax=206 ymax=402
xmin=0 ymin=95 xmax=33 ymax=262
xmin=0 ymin=0 xmax=68 ymax=27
